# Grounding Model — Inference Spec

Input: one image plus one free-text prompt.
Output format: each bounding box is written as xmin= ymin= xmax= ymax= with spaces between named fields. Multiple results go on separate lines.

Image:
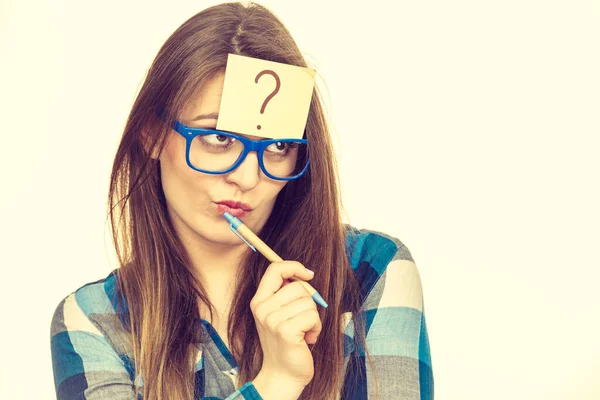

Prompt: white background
xmin=1 ymin=0 xmax=599 ymax=398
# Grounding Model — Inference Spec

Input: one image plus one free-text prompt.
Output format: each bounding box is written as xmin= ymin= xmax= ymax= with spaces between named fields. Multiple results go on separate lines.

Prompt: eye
xmin=266 ymin=141 xmax=298 ymax=153
xmin=200 ymin=134 xmax=236 ymax=147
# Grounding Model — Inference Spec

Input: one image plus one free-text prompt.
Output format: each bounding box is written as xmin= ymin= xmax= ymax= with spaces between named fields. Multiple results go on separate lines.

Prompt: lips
xmin=215 ymin=200 xmax=253 ymax=211
xmin=215 ymin=200 xmax=253 ymax=218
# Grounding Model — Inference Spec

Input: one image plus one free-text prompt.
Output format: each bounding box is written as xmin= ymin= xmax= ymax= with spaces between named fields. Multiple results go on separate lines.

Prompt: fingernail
xmin=305 ymin=268 xmax=314 ymax=274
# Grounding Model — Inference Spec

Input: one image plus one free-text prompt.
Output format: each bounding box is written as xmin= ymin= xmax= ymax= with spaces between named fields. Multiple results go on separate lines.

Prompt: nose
xmin=223 ymin=151 xmax=261 ymax=190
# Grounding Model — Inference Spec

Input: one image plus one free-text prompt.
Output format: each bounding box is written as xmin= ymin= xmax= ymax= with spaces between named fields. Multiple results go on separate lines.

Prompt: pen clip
xmin=229 ymin=224 xmax=257 ymax=252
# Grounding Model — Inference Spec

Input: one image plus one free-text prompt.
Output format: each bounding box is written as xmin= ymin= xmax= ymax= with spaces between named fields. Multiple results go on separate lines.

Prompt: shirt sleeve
xmin=342 ymin=237 xmax=434 ymax=399
xmin=51 ymin=293 xmax=138 ymax=399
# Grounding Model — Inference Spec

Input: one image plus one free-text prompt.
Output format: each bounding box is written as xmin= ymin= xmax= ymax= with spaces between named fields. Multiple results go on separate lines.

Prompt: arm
xmin=51 ymin=293 xmax=138 ymax=399
xmin=370 ymin=258 xmax=433 ymax=400
xmin=342 ymin=236 xmax=434 ymax=399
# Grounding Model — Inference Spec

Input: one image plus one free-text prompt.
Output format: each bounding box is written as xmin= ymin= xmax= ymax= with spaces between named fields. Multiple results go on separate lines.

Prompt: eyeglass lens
xmin=189 ymin=133 xmax=308 ymax=178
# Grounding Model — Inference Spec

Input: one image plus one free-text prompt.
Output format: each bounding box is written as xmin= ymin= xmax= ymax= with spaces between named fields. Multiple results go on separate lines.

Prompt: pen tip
xmin=222 ymin=212 xmax=235 ymax=224
xmin=312 ymin=292 xmax=328 ymax=308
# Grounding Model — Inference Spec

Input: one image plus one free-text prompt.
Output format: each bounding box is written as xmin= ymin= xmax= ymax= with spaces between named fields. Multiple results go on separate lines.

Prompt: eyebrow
xmin=191 ymin=112 xmax=219 ymax=121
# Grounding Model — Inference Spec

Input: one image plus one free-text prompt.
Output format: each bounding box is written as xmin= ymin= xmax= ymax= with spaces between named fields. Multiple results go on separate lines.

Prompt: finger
xmin=252 ymin=261 xmax=314 ymax=309
xmin=263 ymin=296 xmax=316 ymax=332
xmin=258 ymin=281 xmax=310 ymax=313
xmin=278 ymin=309 xmax=323 ymax=345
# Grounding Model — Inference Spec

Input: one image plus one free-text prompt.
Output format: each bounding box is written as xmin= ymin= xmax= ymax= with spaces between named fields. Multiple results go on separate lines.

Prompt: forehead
xmin=181 ymin=72 xmax=225 ymax=122
xmin=180 ymin=72 xmax=269 ymax=141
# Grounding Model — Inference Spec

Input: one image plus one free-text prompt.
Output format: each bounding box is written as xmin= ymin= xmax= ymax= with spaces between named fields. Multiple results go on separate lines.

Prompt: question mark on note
xmin=255 ymin=69 xmax=281 ymax=130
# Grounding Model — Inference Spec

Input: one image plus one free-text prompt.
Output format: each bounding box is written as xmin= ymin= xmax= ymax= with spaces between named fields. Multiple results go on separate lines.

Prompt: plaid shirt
xmin=51 ymin=226 xmax=434 ymax=399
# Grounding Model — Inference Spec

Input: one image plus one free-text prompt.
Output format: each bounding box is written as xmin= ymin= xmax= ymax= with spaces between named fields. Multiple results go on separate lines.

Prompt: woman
xmin=50 ymin=2 xmax=433 ymax=399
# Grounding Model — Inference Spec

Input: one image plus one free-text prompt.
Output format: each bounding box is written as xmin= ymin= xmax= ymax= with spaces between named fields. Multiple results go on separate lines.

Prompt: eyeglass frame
xmin=171 ymin=120 xmax=310 ymax=181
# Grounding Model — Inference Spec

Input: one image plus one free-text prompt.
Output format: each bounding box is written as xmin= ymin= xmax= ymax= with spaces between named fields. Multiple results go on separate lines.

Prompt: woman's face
xmin=158 ymin=72 xmax=289 ymax=250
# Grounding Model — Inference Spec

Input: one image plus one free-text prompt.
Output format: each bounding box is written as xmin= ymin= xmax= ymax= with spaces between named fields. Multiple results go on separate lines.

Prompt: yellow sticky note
xmin=216 ymin=54 xmax=316 ymax=139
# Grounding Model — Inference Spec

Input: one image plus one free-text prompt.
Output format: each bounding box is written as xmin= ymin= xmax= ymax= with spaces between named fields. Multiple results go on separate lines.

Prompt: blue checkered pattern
xmin=51 ymin=226 xmax=433 ymax=399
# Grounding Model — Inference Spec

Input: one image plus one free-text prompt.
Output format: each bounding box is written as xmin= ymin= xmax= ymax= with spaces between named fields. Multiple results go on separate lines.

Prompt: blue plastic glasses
xmin=172 ymin=120 xmax=310 ymax=181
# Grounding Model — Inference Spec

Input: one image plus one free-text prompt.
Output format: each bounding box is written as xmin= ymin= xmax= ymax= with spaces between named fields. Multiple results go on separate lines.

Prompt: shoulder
xmin=51 ymin=270 xmax=124 ymax=338
xmin=344 ymin=224 xmax=414 ymax=268
xmin=343 ymin=224 xmax=423 ymax=311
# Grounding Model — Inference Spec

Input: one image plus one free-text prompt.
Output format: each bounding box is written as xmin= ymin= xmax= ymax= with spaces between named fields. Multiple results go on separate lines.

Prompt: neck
xmin=166 ymin=208 xmax=255 ymax=321
xmin=187 ymin=239 xmax=248 ymax=290
xmin=179 ymin=231 xmax=251 ymax=322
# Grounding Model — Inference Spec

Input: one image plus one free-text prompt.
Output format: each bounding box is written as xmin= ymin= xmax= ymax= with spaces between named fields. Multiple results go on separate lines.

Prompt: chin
xmin=201 ymin=219 xmax=244 ymax=246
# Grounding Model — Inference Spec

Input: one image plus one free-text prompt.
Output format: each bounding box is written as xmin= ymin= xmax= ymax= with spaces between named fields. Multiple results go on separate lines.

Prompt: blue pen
xmin=222 ymin=212 xmax=328 ymax=308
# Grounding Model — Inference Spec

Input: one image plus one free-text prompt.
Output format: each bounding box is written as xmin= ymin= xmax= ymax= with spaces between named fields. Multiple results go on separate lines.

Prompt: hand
xmin=250 ymin=261 xmax=322 ymax=388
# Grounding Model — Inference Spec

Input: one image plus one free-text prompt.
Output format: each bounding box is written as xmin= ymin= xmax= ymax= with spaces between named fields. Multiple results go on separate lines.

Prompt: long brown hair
xmin=108 ymin=2 xmax=379 ymax=399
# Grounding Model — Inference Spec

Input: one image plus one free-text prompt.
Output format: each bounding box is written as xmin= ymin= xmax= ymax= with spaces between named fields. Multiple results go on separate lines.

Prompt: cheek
xmin=159 ymin=133 xmax=184 ymax=170
xmin=160 ymin=139 xmax=186 ymax=186
xmin=159 ymin=137 xmax=207 ymax=202
xmin=264 ymin=181 xmax=288 ymax=205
